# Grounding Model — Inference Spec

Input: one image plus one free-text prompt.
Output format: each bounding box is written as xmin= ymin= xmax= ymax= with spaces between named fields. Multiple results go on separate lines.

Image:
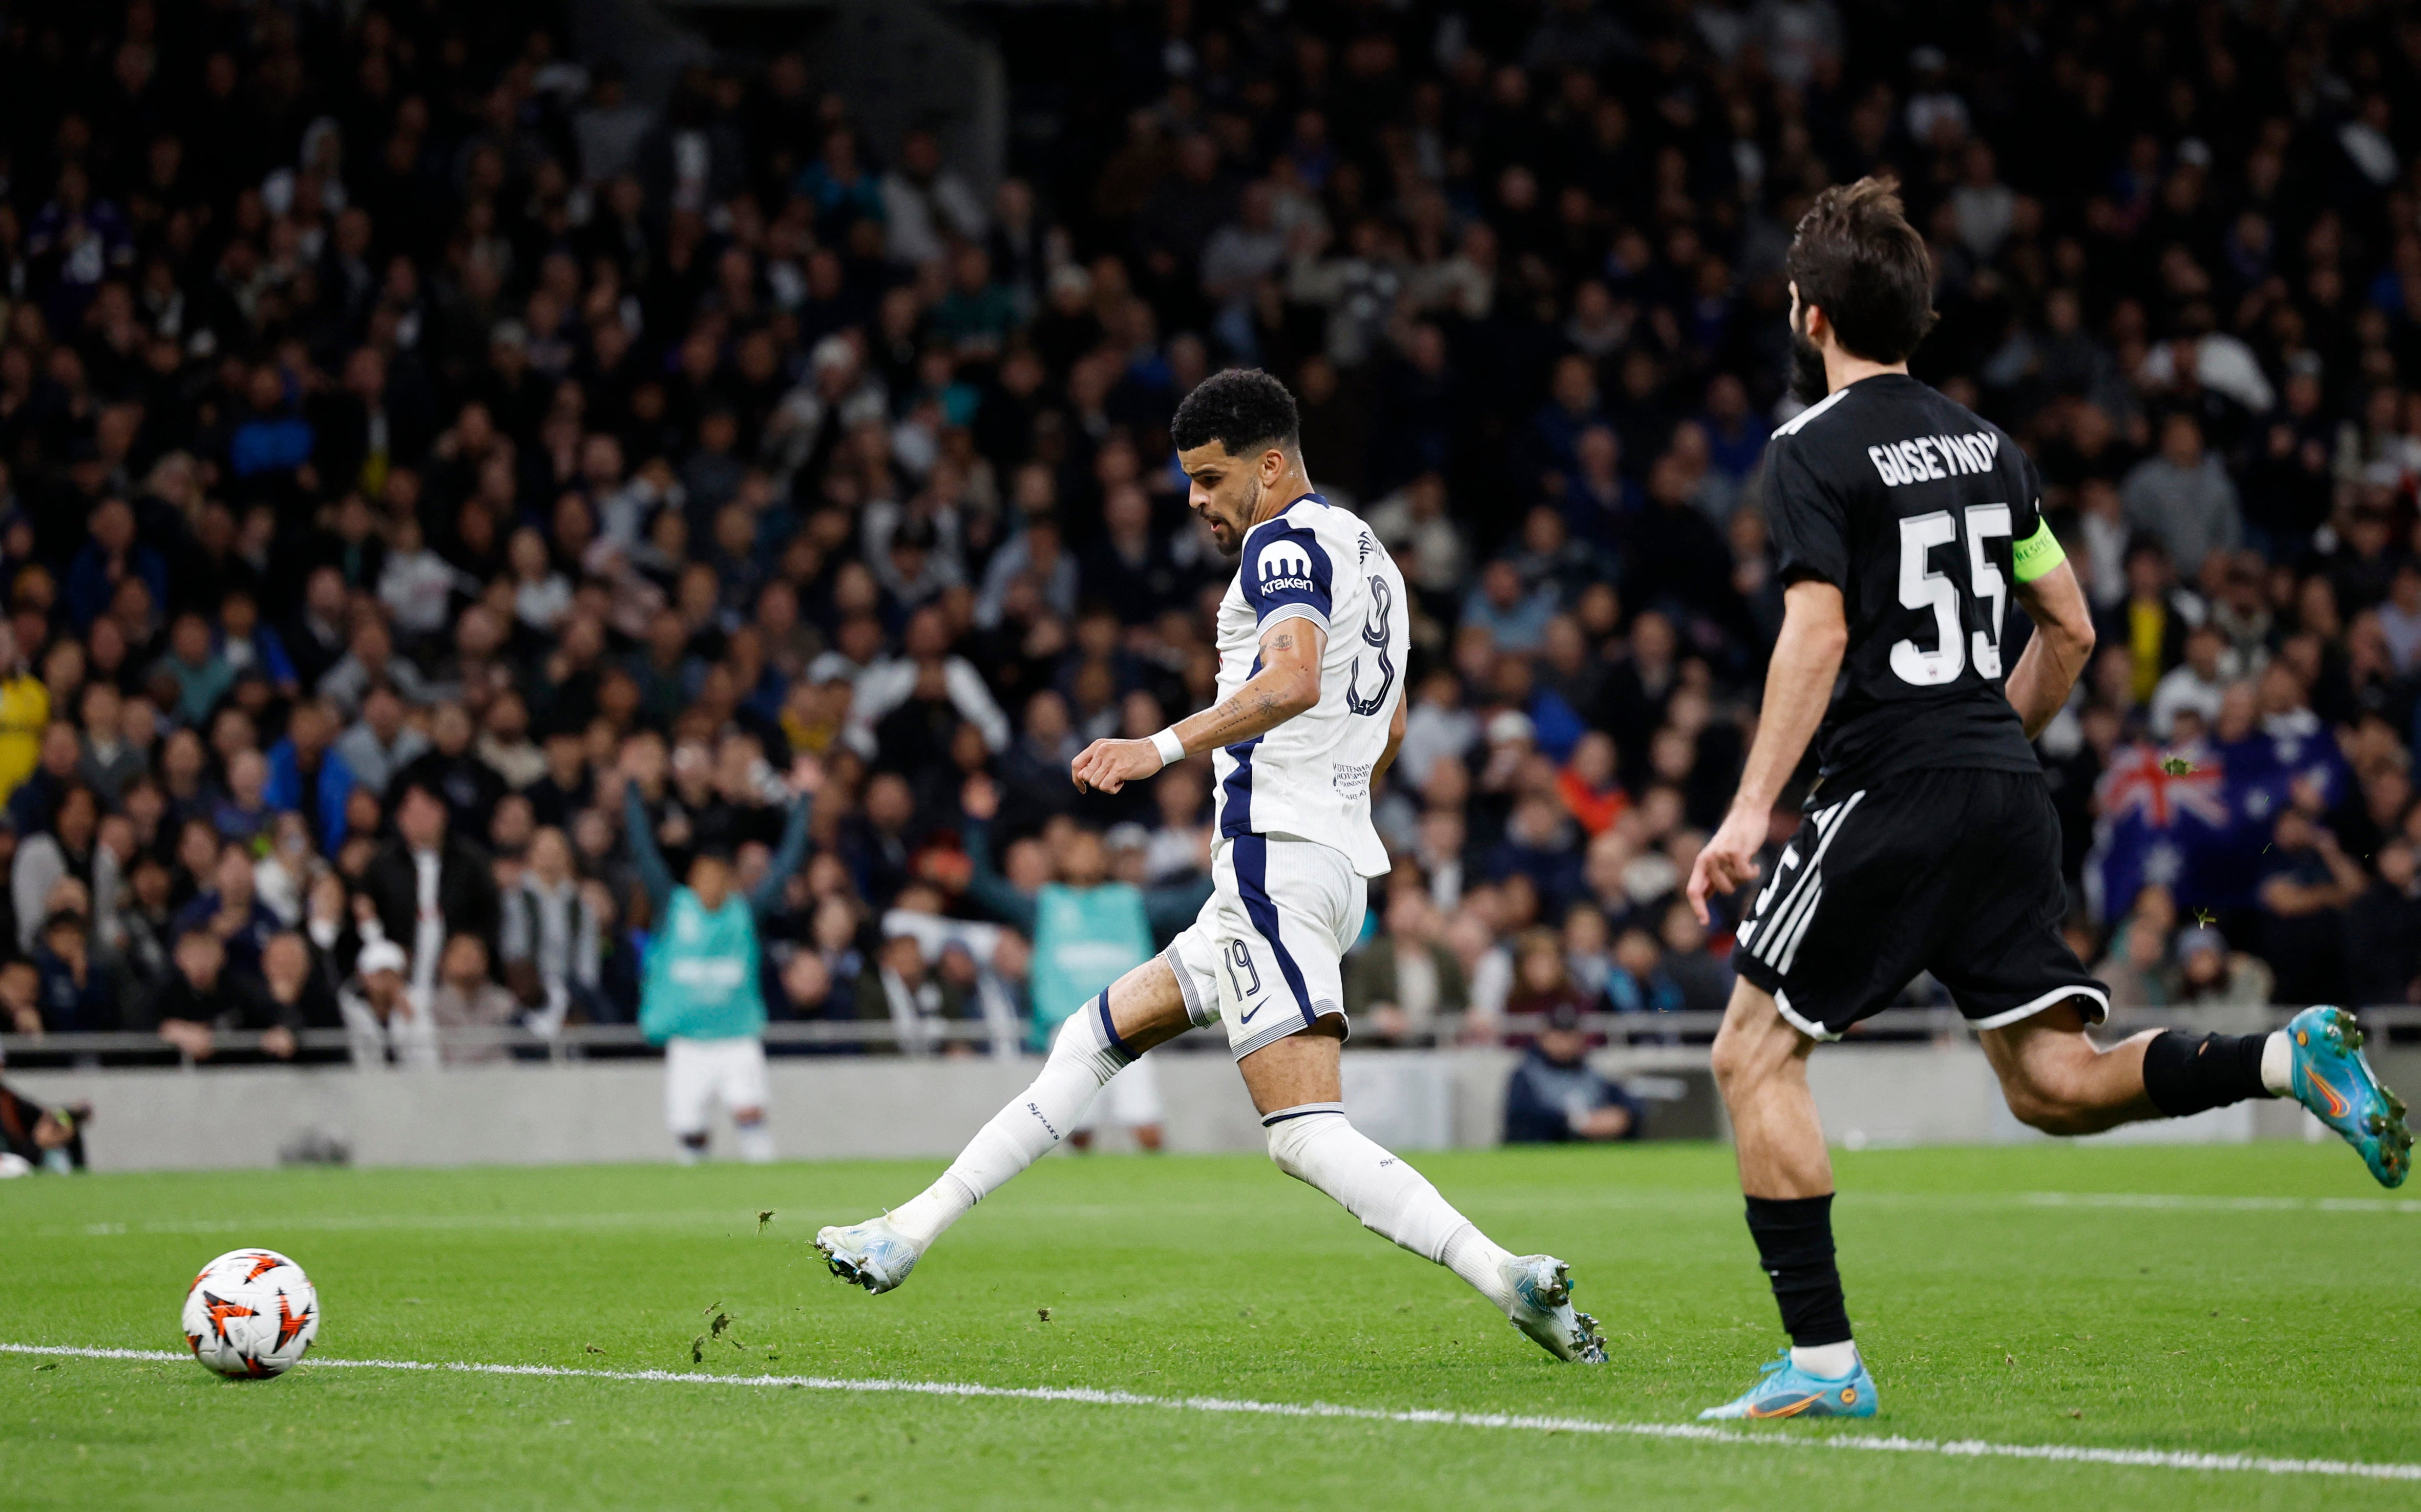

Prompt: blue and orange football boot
xmin=1698 ymin=1349 xmax=1878 ymax=1421
xmin=2286 ymin=1006 xmax=2411 ymax=1188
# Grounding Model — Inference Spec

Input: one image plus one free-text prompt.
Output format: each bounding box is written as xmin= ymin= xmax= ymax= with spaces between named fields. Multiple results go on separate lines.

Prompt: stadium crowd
xmin=2 ymin=0 xmax=2420 ymax=1073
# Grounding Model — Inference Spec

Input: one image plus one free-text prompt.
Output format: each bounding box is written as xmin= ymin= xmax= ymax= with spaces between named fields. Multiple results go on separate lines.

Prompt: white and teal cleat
xmin=1499 ymin=1255 xmax=1608 ymax=1363
xmin=814 ymin=1216 xmax=923 ymax=1294
xmin=2285 ymin=1006 xmax=2411 ymax=1188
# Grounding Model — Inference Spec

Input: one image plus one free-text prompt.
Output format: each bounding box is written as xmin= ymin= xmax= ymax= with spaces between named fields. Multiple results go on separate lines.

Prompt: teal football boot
xmin=1698 ymin=1348 xmax=1878 ymax=1421
xmin=2287 ymin=1006 xmax=2411 ymax=1188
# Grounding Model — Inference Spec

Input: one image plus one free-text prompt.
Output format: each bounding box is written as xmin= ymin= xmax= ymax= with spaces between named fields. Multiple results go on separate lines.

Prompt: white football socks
xmin=1791 ymin=1341 xmax=1860 ymax=1380
xmin=2260 ymin=1030 xmax=2293 ymax=1096
xmin=887 ymin=996 xmax=1134 ymax=1249
xmin=1262 ymin=1106 xmax=1517 ymax=1314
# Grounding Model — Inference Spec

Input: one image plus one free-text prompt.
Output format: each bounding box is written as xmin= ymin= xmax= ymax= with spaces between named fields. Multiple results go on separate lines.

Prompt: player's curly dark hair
xmin=1170 ymin=368 xmax=1299 ymax=456
xmin=1786 ymin=176 xmax=1937 ymax=363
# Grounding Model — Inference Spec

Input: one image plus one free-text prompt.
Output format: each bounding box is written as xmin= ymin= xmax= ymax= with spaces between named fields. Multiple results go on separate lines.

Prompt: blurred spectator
xmin=12 ymin=784 xmax=112 ymax=953
xmin=2149 ymin=625 xmax=2230 ymax=740
xmin=31 ymin=909 xmax=115 ymax=1033
xmin=264 ymin=700 xmax=355 ymax=854
xmin=856 ymin=930 xmax=980 ymax=1056
xmin=259 ymin=932 xmax=342 ymax=1044
xmin=10 ymin=725 xmax=85 ymax=839
xmin=1345 ymin=887 xmax=1467 ymax=1045
xmin=76 ymin=686 xmax=149 ymax=805
xmin=2170 ymin=927 xmax=2275 ymax=1008
xmin=339 ymin=938 xmax=435 ymax=1069
xmin=1396 ymin=670 xmax=1479 ymax=794
xmin=1558 ymin=732 xmax=1629 ymax=836
xmin=357 ymin=783 xmax=501 ymax=1001
xmin=172 ymin=842 xmax=280 ymax=984
xmin=1604 ymin=926 xmax=1686 ymax=1016
xmin=2121 ymin=414 xmax=2241 ymax=583
xmin=2097 ymin=539 xmax=2200 ymax=709
xmin=427 ymin=934 xmax=516 ymax=1067
xmin=1656 ymin=902 xmax=1734 ymax=1014
xmin=0 ymin=625 xmax=43 ymax=806
xmin=142 ymin=929 xmax=296 ymax=1063
xmin=2095 ymin=887 xmax=2176 ymax=1009
xmin=334 ymin=688 xmax=431 ymax=797
xmin=1462 ymin=561 xmax=1553 ymax=654
xmin=2343 ymin=838 xmax=2421 ymax=1007
xmin=2256 ymin=809 xmax=2369 ymax=1007
xmin=500 ymin=827 xmax=605 ymax=1034
xmin=1504 ymin=927 xmax=1590 ymax=1030
xmin=0 ymin=961 xmax=36 ymax=1036
xmin=882 ymin=130 xmax=987 ymax=268
xmin=1502 ymin=1003 xmax=1642 ymax=1144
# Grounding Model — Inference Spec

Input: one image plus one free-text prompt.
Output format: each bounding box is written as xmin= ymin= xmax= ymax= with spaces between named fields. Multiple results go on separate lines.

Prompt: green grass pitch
xmin=4 ymin=1141 xmax=2416 ymax=1510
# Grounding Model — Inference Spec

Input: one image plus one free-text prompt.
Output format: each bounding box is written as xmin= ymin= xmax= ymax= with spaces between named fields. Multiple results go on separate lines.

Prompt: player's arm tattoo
xmin=1168 ymin=620 xmax=1325 ymax=752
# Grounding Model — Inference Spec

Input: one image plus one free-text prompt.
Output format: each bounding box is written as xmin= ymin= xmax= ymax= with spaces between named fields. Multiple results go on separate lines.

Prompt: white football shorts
xmin=1163 ymin=833 xmax=1367 ymax=1061
xmin=663 ymin=1035 xmax=771 ymax=1136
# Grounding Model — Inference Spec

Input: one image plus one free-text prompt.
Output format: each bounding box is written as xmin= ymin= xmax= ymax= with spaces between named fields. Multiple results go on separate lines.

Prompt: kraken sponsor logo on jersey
xmin=1256 ymin=538 xmax=1316 ymax=593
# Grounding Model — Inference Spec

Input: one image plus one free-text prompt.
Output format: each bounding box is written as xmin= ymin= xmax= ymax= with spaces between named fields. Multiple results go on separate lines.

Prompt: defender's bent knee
xmin=1988 ymin=1018 xmax=2137 ymax=1136
xmin=2000 ymin=1075 xmax=2129 ymax=1136
xmin=1711 ymin=985 xmax=1812 ymax=1096
xmin=1708 ymin=1026 xmax=1752 ymax=1089
xmin=2001 ymin=1081 xmax=2066 ymax=1133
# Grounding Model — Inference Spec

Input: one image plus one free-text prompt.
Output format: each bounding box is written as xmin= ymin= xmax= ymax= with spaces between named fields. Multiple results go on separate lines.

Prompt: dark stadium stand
xmin=0 ymin=0 xmax=2417 ymax=1078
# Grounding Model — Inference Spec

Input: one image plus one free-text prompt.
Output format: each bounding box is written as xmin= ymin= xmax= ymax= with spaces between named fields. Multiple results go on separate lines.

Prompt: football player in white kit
xmin=817 ymin=370 xmax=1606 ymax=1364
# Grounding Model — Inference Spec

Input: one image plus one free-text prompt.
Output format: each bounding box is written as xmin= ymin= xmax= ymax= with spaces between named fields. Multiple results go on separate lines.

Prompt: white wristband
xmin=1149 ymin=727 xmax=1187 ymax=767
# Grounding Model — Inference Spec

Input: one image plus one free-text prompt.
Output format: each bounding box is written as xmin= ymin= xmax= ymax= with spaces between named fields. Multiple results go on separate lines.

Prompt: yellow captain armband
xmin=2011 ymin=517 xmax=2067 ymax=584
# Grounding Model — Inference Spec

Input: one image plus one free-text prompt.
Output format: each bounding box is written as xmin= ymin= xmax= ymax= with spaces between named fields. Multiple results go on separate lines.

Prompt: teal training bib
xmin=639 ymin=889 xmax=766 ymax=1043
xmin=1028 ymin=882 xmax=1153 ymax=1048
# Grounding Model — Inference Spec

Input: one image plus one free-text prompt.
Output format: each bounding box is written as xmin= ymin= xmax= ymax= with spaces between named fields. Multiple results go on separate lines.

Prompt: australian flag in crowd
xmin=2087 ymin=715 xmax=2350 ymax=923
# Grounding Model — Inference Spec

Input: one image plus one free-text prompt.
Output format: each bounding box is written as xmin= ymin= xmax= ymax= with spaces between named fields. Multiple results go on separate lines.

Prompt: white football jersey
xmin=1208 ymin=492 xmax=1408 ymax=877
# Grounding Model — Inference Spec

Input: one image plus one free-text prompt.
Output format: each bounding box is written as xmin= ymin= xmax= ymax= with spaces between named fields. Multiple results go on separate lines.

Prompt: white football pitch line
xmin=30 ymin=1188 xmax=2421 ymax=1240
xmin=7 ymin=1341 xmax=2417 ymax=1483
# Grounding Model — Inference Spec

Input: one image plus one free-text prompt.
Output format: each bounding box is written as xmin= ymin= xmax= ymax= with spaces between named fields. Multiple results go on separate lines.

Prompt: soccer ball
xmin=180 ymin=1249 xmax=319 ymax=1378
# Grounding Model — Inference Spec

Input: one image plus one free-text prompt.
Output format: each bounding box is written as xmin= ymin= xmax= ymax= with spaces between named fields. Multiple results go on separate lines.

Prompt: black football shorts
xmin=1730 ymin=767 xmax=2108 ymax=1038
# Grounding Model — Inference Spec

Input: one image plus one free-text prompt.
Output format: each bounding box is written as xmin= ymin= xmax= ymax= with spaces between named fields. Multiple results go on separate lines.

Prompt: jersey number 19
xmin=1890 ymin=505 xmax=2010 ymax=686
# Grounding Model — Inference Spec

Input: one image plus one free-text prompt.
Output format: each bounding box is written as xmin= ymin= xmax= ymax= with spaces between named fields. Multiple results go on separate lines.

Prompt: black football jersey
xmin=1761 ymin=373 xmax=2047 ymax=793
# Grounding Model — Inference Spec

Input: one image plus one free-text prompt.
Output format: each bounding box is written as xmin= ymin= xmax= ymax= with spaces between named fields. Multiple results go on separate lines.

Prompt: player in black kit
xmin=1684 ymin=178 xmax=2410 ymax=1422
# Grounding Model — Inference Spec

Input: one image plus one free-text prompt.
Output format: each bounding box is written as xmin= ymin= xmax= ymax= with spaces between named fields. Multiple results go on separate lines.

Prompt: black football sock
xmin=1744 ymin=1193 xmax=1852 ymax=1348
xmin=2141 ymin=1031 xmax=2276 ymax=1118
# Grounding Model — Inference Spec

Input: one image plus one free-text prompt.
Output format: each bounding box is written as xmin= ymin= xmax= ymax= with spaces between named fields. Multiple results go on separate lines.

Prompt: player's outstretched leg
xmin=816 ymin=962 xmax=1191 ymax=1293
xmin=1260 ymin=1102 xmax=1607 ymax=1363
xmin=1984 ymin=1003 xmax=2411 ymax=1188
xmin=1244 ymin=1031 xmax=1605 ymax=1364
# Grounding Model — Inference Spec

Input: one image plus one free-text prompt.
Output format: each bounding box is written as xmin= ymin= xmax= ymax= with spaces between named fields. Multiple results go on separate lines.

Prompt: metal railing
xmin=6 ymin=1006 xmax=2416 ymax=1072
